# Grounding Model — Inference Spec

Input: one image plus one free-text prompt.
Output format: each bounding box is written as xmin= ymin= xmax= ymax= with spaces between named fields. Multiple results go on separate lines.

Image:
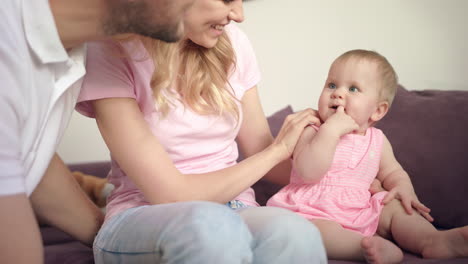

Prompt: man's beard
xmin=103 ymin=0 xmax=182 ymax=43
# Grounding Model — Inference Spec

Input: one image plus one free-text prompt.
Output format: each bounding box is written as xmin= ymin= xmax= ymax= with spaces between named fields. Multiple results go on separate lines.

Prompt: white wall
xmin=58 ymin=0 xmax=468 ymax=164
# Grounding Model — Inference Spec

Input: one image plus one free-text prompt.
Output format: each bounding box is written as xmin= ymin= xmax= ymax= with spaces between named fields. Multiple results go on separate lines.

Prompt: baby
xmin=267 ymin=49 xmax=468 ymax=263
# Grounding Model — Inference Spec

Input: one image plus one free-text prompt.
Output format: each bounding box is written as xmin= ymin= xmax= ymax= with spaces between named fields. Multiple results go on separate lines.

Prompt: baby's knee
xmin=382 ymin=199 xmax=411 ymax=217
xmin=378 ymin=199 xmax=408 ymax=237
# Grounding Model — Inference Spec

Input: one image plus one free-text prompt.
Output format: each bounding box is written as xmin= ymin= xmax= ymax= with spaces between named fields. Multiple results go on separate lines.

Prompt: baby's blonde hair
xmin=336 ymin=49 xmax=398 ymax=107
xmin=138 ymin=33 xmax=240 ymax=120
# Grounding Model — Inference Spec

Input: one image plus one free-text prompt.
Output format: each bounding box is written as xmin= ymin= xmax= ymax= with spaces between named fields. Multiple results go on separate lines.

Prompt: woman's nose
xmin=229 ymin=1 xmax=244 ymax=23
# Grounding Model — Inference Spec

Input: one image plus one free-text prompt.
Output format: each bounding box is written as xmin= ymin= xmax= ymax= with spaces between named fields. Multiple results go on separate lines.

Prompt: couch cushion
xmin=45 ymin=242 xmax=93 ymax=264
xmin=41 ymin=226 xmax=75 ymax=246
xmin=376 ymin=86 xmax=468 ymax=229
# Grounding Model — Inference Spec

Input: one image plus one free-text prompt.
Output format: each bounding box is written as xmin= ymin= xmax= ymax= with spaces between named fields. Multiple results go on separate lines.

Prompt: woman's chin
xmin=190 ymin=36 xmax=219 ymax=49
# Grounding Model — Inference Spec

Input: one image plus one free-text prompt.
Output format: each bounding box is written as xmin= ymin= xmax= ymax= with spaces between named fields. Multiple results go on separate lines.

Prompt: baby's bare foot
xmin=361 ymin=236 xmax=403 ymax=264
xmin=422 ymin=225 xmax=468 ymax=259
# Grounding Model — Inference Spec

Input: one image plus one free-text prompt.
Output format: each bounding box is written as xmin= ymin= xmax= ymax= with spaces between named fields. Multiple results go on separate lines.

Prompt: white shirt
xmin=0 ymin=0 xmax=86 ymax=196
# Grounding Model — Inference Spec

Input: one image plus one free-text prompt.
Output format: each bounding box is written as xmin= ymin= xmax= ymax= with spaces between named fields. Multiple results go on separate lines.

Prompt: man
xmin=0 ymin=0 xmax=194 ymax=263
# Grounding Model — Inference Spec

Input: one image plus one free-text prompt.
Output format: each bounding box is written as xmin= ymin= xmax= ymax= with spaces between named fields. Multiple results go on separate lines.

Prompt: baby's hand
xmin=324 ymin=106 xmax=359 ymax=137
xmin=383 ymin=183 xmax=434 ymax=222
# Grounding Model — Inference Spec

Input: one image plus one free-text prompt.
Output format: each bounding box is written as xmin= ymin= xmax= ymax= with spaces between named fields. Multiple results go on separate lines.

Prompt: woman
xmin=77 ymin=0 xmax=326 ymax=263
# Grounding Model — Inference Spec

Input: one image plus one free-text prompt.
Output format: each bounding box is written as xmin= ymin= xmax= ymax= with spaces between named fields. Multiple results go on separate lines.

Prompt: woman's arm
xmin=237 ymin=87 xmax=322 ymax=185
xmin=93 ymin=95 xmax=317 ymax=204
xmin=237 ymin=87 xmax=305 ymax=185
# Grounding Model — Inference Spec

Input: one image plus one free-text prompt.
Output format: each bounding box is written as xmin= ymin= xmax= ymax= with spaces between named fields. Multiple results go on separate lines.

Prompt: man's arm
xmin=0 ymin=4 xmax=46 ymax=262
xmin=0 ymin=194 xmax=44 ymax=264
xmin=30 ymin=154 xmax=104 ymax=245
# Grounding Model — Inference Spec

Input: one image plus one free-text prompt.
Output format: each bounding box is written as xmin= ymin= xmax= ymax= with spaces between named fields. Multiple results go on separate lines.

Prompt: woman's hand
xmin=272 ymin=108 xmax=321 ymax=160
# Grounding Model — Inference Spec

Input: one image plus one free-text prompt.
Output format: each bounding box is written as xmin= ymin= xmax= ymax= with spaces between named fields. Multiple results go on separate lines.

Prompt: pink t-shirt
xmin=77 ymin=24 xmax=261 ymax=220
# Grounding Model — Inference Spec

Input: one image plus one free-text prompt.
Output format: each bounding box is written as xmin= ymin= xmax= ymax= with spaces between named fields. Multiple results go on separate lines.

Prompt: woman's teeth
xmin=212 ymin=25 xmax=224 ymax=31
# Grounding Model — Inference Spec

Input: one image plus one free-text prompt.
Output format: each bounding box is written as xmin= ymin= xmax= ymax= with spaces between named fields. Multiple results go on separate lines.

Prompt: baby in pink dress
xmin=267 ymin=49 xmax=468 ymax=263
xmin=268 ymin=125 xmax=387 ymax=237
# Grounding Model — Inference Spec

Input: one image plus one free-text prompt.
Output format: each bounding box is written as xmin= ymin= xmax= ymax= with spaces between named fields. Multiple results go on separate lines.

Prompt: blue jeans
xmin=93 ymin=201 xmax=326 ymax=264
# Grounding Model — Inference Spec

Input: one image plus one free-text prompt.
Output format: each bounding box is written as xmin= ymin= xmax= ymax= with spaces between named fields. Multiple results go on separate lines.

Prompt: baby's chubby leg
xmin=421 ymin=225 xmax=468 ymax=259
xmin=312 ymin=219 xmax=402 ymax=263
xmin=378 ymin=199 xmax=468 ymax=259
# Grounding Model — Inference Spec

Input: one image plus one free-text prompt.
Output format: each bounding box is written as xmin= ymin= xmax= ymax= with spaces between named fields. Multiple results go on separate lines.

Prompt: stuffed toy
xmin=72 ymin=171 xmax=114 ymax=209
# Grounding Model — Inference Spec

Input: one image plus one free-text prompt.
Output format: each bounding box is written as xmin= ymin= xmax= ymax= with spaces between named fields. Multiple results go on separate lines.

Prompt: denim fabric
xmin=93 ymin=201 xmax=326 ymax=264
xmin=226 ymin=200 xmax=249 ymax=209
xmin=238 ymin=206 xmax=327 ymax=264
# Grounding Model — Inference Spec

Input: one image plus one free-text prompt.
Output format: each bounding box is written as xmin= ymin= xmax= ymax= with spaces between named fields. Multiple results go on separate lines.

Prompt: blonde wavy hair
xmin=130 ymin=32 xmax=241 ymax=120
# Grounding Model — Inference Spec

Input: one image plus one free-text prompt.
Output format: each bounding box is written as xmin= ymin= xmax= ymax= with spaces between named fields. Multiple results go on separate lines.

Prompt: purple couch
xmin=45 ymin=86 xmax=468 ymax=263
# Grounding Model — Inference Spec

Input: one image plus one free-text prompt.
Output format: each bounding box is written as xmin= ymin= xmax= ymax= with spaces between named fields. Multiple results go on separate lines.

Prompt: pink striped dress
xmin=267 ymin=127 xmax=388 ymax=236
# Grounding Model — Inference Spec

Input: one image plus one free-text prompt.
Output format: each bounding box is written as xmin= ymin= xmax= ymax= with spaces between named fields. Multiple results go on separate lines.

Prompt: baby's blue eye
xmin=328 ymin=83 xmax=336 ymax=89
xmin=349 ymin=86 xmax=359 ymax=92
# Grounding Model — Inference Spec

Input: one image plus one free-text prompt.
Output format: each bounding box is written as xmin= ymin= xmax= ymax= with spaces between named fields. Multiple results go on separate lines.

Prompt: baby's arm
xmin=293 ymin=125 xmax=340 ymax=183
xmin=377 ymin=135 xmax=433 ymax=221
xmin=294 ymin=106 xmax=358 ymax=183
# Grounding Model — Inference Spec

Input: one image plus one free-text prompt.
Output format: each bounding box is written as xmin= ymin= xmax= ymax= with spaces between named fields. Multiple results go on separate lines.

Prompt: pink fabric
xmin=267 ymin=127 xmax=388 ymax=236
xmin=77 ymin=24 xmax=261 ymax=221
